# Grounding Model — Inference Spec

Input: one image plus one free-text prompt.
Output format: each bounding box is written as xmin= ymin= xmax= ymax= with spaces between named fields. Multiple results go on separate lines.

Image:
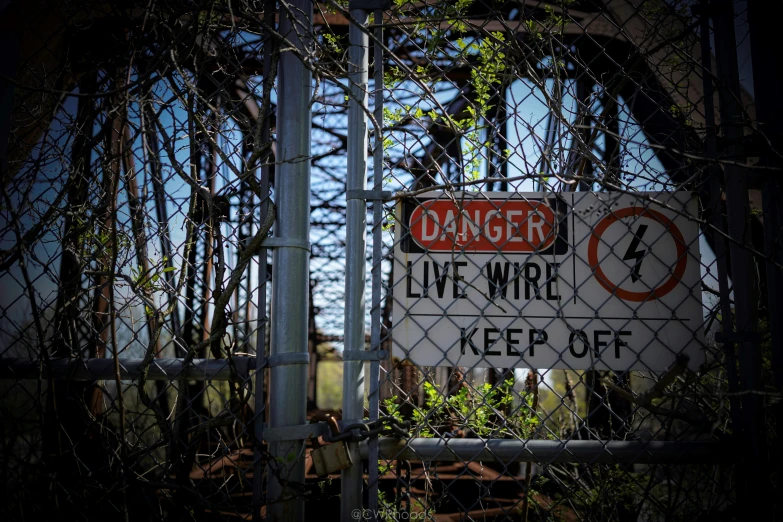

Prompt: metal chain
xmin=324 ymin=416 xmax=411 ymax=443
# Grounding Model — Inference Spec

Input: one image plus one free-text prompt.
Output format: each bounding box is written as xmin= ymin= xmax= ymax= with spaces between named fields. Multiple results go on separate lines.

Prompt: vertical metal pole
xmin=711 ymin=0 xmax=767 ymax=511
xmin=367 ymin=8 xmax=384 ymax=522
xmin=342 ymin=7 xmax=370 ymax=520
xmin=252 ymin=2 xmax=276 ymax=519
xmin=0 ymin=33 xmax=19 ymax=177
xmin=697 ymin=0 xmax=740 ymax=429
xmin=746 ymin=5 xmax=783 ymax=515
xmin=267 ymin=1 xmax=312 ymax=520
xmin=747 ymin=0 xmax=783 ymax=392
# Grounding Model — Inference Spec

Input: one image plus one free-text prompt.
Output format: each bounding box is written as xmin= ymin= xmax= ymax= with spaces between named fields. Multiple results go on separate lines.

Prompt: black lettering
xmin=593 ymin=330 xmax=611 ymax=357
xmin=513 ymin=263 xmax=521 ymax=299
xmin=507 ymin=328 xmax=523 ymax=356
xmin=484 ymin=328 xmax=500 ymax=356
xmin=454 ymin=262 xmax=468 ymax=299
xmin=615 ymin=331 xmax=632 ymax=358
xmin=524 ymin=263 xmax=541 ymax=300
xmin=406 ymin=261 xmax=421 ymax=298
xmin=546 ymin=263 xmax=561 ymax=301
xmin=528 ymin=329 xmax=548 ymax=357
xmin=423 ymin=261 xmax=430 ymax=297
xmin=460 ymin=328 xmax=479 ymax=355
xmin=486 ymin=262 xmax=511 ymax=299
xmin=433 ymin=262 xmax=450 ymax=298
xmin=568 ymin=330 xmax=590 ymax=358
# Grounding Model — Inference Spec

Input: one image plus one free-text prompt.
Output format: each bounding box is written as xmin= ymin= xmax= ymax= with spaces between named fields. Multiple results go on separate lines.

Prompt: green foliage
xmin=384 ymin=379 xmax=544 ymax=439
xmin=380 ymin=8 xmax=511 ymax=184
xmin=74 ymin=215 xmax=132 ymax=267
xmin=525 ymin=18 xmax=542 ymax=39
xmin=322 ymin=32 xmax=342 ymax=54
xmin=381 ymin=209 xmax=397 ymax=232
xmin=377 ymin=489 xmax=434 ymax=521
xmin=316 ymin=360 xmax=344 ymax=410
xmin=377 ymin=462 xmax=393 ymax=476
xmin=668 ymin=103 xmax=694 ymax=126
xmin=382 ymin=395 xmax=404 ymax=424
xmin=549 ymin=465 xmax=653 ymax=520
xmin=443 ymin=0 xmax=474 ymax=33
xmin=130 ymin=257 xmax=176 ymax=290
xmin=324 ymin=0 xmax=350 ymax=13
xmin=460 ymin=32 xmax=506 ymax=119
xmin=453 ymin=33 xmax=507 ymax=181
xmin=383 ymin=66 xmax=404 ymax=89
xmin=383 ymin=106 xmax=406 ymax=126
xmin=542 ymin=5 xmax=567 ymax=34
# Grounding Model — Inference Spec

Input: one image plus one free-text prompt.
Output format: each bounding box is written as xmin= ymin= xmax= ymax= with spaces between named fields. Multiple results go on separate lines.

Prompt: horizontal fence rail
xmin=0 ymin=357 xmax=253 ymax=381
xmin=359 ymin=439 xmax=728 ymax=465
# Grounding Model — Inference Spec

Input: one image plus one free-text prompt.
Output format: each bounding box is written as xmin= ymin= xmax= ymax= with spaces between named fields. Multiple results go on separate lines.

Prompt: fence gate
xmin=340 ymin=0 xmax=780 ymax=521
xmin=0 ymin=1 xmax=781 ymax=521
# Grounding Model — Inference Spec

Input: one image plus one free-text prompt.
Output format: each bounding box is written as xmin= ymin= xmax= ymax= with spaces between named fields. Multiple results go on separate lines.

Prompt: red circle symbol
xmin=587 ymin=207 xmax=688 ymax=302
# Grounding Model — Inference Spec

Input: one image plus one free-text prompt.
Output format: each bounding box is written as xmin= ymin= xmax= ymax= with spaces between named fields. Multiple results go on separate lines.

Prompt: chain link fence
xmin=1 ymin=0 xmax=781 ymax=521
xmin=1 ymin=1 xmax=278 ymax=519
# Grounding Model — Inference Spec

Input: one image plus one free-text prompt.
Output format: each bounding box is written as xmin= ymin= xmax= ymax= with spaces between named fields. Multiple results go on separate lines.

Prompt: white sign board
xmin=392 ymin=192 xmax=704 ymax=371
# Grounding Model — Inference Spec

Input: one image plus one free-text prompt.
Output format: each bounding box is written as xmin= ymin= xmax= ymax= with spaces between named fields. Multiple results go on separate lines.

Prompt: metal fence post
xmin=696 ymin=0 xmax=741 ymax=429
xmin=710 ymin=0 xmax=767 ymax=511
xmin=747 ymin=4 xmax=783 ymax=515
xmin=252 ymin=2 xmax=276 ymax=520
xmin=367 ymin=8 xmax=385 ymax=522
xmin=342 ymin=6 xmax=370 ymax=520
xmin=0 ymin=33 xmax=19 ymax=176
xmin=747 ymin=0 xmax=783 ymax=395
xmin=267 ymin=1 xmax=313 ymax=520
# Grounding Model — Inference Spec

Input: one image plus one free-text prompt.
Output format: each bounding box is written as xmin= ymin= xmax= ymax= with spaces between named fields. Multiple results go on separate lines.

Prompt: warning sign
xmin=587 ymin=206 xmax=688 ymax=302
xmin=407 ymin=198 xmax=561 ymax=253
xmin=392 ymin=191 xmax=704 ymax=371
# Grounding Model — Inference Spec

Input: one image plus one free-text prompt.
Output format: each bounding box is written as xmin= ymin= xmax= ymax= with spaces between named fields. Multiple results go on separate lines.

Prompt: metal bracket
xmin=348 ymin=0 xmax=392 ymax=10
xmin=715 ymin=331 xmax=764 ymax=344
xmin=260 ymin=237 xmax=311 ymax=252
xmin=342 ymin=350 xmax=388 ymax=362
xmin=263 ymin=422 xmax=328 ymax=442
xmin=265 ymin=353 xmax=311 ymax=367
xmin=346 ymin=189 xmax=392 ymax=201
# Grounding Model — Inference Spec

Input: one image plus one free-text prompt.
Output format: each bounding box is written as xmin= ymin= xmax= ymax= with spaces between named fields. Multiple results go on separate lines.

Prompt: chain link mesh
xmin=1 ymin=0 xmax=780 ymax=520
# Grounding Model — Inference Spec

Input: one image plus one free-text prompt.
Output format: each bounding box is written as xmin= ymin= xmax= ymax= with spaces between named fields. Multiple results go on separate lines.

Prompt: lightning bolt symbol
xmin=622 ymin=224 xmax=649 ymax=283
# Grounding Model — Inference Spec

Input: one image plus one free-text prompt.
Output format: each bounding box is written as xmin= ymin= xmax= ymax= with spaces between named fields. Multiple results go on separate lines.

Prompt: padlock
xmin=310 ymin=414 xmax=353 ymax=476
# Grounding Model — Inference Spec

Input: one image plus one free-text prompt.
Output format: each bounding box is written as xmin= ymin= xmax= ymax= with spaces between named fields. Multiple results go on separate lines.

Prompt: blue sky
xmin=1 ymin=2 xmax=757 ymax=357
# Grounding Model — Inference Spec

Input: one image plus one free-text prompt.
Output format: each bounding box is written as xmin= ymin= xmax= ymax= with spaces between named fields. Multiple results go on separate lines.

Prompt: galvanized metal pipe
xmin=267 ymin=0 xmax=313 ymax=519
xmin=367 ymin=9 xmax=385 ymax=522
xmin=342 ymin=7 xmax=370 ymax=520
xmin=0 ymin=357 xmax=252 ymax=381
xmin=252 ymin=2 xmax=276 ymax=518
xmin=359 ymin=439 xmax=726 ymax=465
